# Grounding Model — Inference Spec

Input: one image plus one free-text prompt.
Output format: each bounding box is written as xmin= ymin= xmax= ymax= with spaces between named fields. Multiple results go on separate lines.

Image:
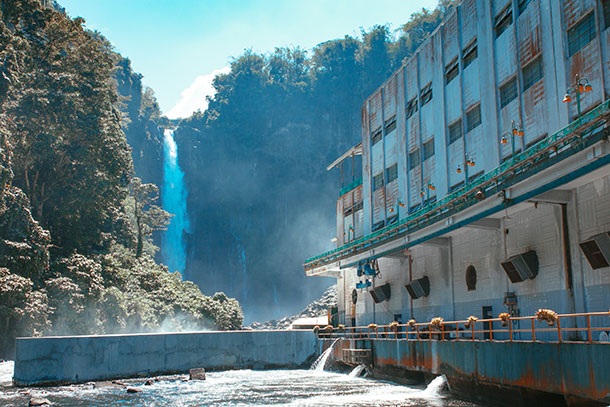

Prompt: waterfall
xmin=161 ymin=128 xmax=190 ymax=276
xmin=311 ymin=338 xmax=340 ymax=372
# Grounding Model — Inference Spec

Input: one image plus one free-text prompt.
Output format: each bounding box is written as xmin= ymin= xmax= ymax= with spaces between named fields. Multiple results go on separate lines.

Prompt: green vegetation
xmin=175 ymin=1 xmax=457 ymax=320
xmin=0 ymin=0 xmax=242 ymax=358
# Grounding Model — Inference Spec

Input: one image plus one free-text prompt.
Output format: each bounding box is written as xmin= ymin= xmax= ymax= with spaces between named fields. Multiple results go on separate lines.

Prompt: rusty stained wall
xmin=491 ymin=0 xmax=511 ymax=16
xmin=603 ymin=26 xmax=610 ymax=98
xmin=361 ymin=103 xmax=372 ymax=235
xmin=443 ymin=10 xmax=460 ymax=63
xmin=383 ymin=74 xmax=398 ymax=121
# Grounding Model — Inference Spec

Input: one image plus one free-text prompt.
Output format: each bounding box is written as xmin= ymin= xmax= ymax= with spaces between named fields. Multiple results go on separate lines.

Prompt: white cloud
xmin=164 ymin=66 xmax=231 ymax=120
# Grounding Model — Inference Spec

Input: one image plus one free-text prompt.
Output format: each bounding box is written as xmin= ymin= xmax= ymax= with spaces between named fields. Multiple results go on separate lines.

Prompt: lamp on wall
xmin=563 ymin=74 xmax=593 ymax=118
xmin=500 ymin=120 xmax=525 ymax=159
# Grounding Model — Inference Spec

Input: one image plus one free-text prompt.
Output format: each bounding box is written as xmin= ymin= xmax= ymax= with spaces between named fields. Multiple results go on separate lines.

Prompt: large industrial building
xmin=305 ymin=0 xmax=610 ymax=332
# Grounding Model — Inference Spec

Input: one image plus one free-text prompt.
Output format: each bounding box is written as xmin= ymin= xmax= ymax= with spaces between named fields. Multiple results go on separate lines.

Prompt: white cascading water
xmin=0 ymin=361 xmax=13 ymax=387
xmin=420 ymin=375 xmax=447 ymax=398
xmin=311 ymin=338 xmax=340 ymax=372
xmin=161 ymin=128 xmax=190 ymax=277
xmin=348 ymin=364 xmax=366 ymax=378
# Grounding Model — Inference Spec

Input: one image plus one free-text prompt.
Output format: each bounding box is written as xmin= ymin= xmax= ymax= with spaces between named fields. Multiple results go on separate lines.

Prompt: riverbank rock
xmin=29 ymin=397 xmax=52 ymax=406
xmin=189 ymin=368 xmax=206 ymax=380
xmin=250 ymin=285 xmax=337 ymax=330
xmin=126 ymin=387 xmax=142 ymax=393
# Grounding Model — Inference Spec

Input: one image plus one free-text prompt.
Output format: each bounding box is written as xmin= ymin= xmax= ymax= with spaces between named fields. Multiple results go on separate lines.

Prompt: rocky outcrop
xmin=250 ymin=285 xmax=337 ymax=330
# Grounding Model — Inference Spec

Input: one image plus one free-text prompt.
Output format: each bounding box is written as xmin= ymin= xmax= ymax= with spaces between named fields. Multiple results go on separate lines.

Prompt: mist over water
xmin=161 ymin=128 xmax=190 ymax=276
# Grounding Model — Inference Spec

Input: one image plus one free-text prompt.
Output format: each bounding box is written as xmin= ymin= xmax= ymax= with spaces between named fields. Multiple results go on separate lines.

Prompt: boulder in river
xmin=29 ymin=397 xmax=52 ymax=406
xmin=189 ymin=368 xmax=206 ymax=380
xmin=126 ymin=387 xmax=142 ymax=393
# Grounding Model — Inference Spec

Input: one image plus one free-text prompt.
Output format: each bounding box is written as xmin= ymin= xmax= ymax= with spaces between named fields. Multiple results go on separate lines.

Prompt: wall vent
xmin=501 ymin=250 xmax=538 ymax=283
xmin=579 ymin=232 xmax=610 ymax=269
xmin=369 ymin=283 xmax=391 ymax=303
xmin=405 ymin=276 xmax=430 ymax=299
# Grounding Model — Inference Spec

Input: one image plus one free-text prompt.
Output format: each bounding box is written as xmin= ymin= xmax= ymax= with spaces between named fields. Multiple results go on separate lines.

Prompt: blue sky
xmin=60 ymin=0 xmax=438 ymax=118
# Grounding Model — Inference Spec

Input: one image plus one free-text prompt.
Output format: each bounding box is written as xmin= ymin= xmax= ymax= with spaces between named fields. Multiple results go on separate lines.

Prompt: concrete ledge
xmin=14 ymin=330 xmax=317 ymax=386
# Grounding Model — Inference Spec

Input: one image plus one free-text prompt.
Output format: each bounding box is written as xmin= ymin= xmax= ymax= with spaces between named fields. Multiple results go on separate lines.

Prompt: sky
xmin=60 ymin=0 xmax=439 ymax=119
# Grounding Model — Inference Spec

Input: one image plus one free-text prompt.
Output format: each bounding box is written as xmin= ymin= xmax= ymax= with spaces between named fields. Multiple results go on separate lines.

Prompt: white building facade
xmin=305 ymin=0 xmax=610 ymax=333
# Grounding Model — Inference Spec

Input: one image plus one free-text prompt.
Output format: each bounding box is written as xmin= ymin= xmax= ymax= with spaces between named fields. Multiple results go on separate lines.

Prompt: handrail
xmin=315 ymin=310 xmax=610 ymax=344
xmin=305 ymin=99 xmax=610 ymax=269
xmin=339 ymin=177 xmax=363 ymax=196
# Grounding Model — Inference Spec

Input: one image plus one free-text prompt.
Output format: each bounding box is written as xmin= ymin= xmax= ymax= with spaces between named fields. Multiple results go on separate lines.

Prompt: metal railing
xmin=316 ymin=311 xmax=610 ymax=344
xmin=305 ymin=99 xmax=610 ymax=271
xmin=339 ymin=177 xmax=363 ymax=197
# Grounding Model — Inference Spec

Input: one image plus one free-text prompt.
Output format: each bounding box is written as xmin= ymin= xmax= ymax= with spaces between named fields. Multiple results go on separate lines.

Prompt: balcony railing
xmin=305 ymin=99 xmax=610 ymax=270
xmin=339 ymin=177 xmax=362 ymax=196
xmin=316 ymin=311 xmax=610 ymax=344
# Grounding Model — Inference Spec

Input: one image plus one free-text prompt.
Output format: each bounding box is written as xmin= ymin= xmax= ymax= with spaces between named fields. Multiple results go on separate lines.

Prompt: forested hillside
xmin=0 ymin=0 xmax=242 ymax=358
xmin=174 ymin=1 xmax=456 ymax=322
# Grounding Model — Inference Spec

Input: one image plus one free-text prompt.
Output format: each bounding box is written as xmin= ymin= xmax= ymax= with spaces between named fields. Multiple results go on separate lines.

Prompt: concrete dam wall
xmin=14 ymin=330 xmax=317 ymax=386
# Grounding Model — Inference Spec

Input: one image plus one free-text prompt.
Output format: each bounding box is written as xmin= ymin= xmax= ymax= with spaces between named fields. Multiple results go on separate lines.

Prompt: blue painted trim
xmin=341 ymin=151 xmax=610 ymax=268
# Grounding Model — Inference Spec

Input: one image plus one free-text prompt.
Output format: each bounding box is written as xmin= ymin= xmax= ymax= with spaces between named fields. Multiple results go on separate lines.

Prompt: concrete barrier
xmin=14 ymin=330 xmax=317 ymax=386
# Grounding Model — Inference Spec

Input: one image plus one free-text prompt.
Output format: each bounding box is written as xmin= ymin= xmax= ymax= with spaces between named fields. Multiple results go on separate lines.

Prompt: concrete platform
xmin=14 ymin=330 xmax=317 ymax=386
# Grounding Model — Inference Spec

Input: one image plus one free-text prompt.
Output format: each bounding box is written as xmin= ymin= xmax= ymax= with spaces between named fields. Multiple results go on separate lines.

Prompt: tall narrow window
xmin=499 ymin=77 xmax=518 ymax=108
xmin=406 ymin=98 xmax=418 ymax=119
xmin=420 ymin=83 xmax=433 ymax=106
xmin=386 ymin=164 xmax=398 ymax=183
xmin=445 ymin=58 xmax=459 ymax=84
xmin=371 ymin=128 xmax=382 ymax=145
xmin=373 ymin=173 xmax=384 ymax=191
xmin=385 ymin=118 xmax=397 ymax=134
xmin=522 ymin=56 xmax=543 ymax=91
xmin=518 ymin=0 xmax=532 ymax=15
xmin=423 ymin=139 xmax=435 ymax=160
xmin=463 ymin=40 xmax=478 ymax=68
xmin=494 ymin=6 xmax=513 ymax=38
xmin=408 ymin=149 xmax=420 ymax=170
xmin=567 ymin=12 xmax=596 ymax=57
xmin=448 ymin=120 xmax=463 ymax=144
xmin=466 ymin=105 xmax=481 ymax=132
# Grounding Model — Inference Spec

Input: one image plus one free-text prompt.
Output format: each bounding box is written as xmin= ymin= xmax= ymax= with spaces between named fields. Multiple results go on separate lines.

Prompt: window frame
xmin=420 ymin=83 xmax=433 ymax=106
xmin=518 ymin=0 xmax=532 ymax=16
xmin=423 ymin=139 xmax=435 ymax=161
xmin=522 ymin=56 xmax=543 ymax=92
xmin=408 ymin=149 xmax=420 ymax=170
xmin=372 ymin=172 xmax=384 ymax=191
xmin=494 ymin=5 xmax=513 ymax=38
xmin=445 ymin=58 xmax=459 ymax=84
xmin=385 ymin=163 xmax=398 ymax=183
xmin=385 ymin=117 xmax=397 ymax=134
xmin=463 ymin=39 xmax=478 ymax=68
xmin=406 ymin=97 xmax=418 ymax=120
xmin=499 ymin=77 xmax=518 ymax=109
xmin=466 ymin=104 xmax=481 ymax=132
xmin=448 ymin=119 xmax=463 ymax=145
xmin=371 ymin=128 xmax=382 ymax=145
xmin=567 ymin=11 xmax=596 ymax=57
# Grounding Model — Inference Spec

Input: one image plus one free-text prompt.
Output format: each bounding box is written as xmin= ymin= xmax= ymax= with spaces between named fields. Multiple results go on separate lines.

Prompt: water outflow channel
xmin=161 ymin=128 xmax=190 ymax=276
xmin=0 ymin=360 xmax=486 ymax=406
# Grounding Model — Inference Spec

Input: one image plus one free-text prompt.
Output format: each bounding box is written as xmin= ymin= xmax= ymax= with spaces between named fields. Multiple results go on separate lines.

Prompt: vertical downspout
xmin=560 ymin=203 xmax=578 ymax=340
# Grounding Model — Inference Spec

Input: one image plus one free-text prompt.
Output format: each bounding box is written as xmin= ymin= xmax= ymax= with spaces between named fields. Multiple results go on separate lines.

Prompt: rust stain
xmin=518 ymin=2 xmax=541 ymax=67
xmin=442 ymin=11 xmax=459 ymax=58
xmin=563 ymin=0 xmax=582 ymax=28
xmin=460 ymin=0 xmax=477 ymax=45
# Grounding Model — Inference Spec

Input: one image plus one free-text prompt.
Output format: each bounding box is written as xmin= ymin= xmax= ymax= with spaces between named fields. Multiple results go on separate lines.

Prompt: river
xmin=0 ymin=361 xmax=485 ymax=406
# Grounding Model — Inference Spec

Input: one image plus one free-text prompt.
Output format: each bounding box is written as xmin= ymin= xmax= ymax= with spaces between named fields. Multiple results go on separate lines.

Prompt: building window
xmin=371 ymin=128 xmax=382 ymax=145
xmin=466 ymin=265 xmax=477 ymax=291
xmin=423 ymin=139 xmax=434 ymax=160
xmin=373 ymin=173 xmax=384 ymax=191
xmin=448 ymin=120 xmax=463 ymax=144
xmin=466 ymin=104 xmax=481 ymax=132
xmin=420 ymin=83 xmax=433 ymax=106
xmin=522 ymin=56 xmax=543 ymax=91
xmin=499 ymin=77 xmax=518 ymax=108
xmin=518 ymin=0 xmax=532 ymax=16
xmin=408 ymin=149 xmax=420 ymax=170
xmin=385 ymin=118 xmax=397 ymax=134
xmin=567 ymin=12 xmax=596 ymax=57
xmin=406 ymin=98 xmax=418 ymax=119
xmin=463 ymin=40 xmax=478 ymax=68
xmin=386 ymin=163 xmax=398 ymax=183
xmin=494 ymin=6 xmax=513 ymax=38
xmin=445 ymin=58 xmax=459 ymax=84
xmin=604 ymin=0 xmax=610 ymax=30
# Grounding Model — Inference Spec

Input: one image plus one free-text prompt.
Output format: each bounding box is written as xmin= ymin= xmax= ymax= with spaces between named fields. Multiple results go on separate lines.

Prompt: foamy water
xmin=0 ymin=368 xmax=484 ymax=407
xmin=0 ymin=361 xmax=13 ymax=387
